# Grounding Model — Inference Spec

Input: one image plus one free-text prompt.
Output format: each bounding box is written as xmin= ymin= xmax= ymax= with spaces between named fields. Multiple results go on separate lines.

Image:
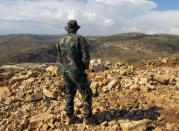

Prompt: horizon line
xmin=0 ymin=32 xmax=179 ymax=37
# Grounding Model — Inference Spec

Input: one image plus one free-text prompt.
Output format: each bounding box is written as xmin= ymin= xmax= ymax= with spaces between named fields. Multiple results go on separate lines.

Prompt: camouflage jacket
xmin=56 ymin=33 xmax=90 ymax=75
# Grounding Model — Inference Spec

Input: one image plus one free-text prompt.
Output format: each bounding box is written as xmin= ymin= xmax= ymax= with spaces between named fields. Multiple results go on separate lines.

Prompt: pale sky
xmin=0 ymin=0 xmax=179 ymax=35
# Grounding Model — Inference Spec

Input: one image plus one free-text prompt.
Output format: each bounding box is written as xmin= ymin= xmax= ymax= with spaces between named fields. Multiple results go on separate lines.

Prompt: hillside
xmin=0 ymin=56 xmax=179 ymax=130
xmin=0 ymin=35 xmax=59 ymax=65
xmin=0 ymin=33 xmax=179 ymax=65
xmin=91 ymin=33 xmax=179 ymax=62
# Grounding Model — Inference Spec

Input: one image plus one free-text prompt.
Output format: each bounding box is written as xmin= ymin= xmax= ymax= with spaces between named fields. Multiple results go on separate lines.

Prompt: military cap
xmin=65 ymin=20 xmax=80 ymax=31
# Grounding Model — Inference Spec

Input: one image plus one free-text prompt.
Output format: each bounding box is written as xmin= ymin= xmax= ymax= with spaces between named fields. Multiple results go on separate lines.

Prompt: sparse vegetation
xmin=0 ymin=33 xmax=179 ymax=65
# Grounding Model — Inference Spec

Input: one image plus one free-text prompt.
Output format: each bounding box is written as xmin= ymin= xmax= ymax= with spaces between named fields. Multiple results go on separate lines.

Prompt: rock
xmin=166 ymin=123 xmax=178 ymax=131
xmin=176 ymin=81 xmax=179 ymax=88
xmin=0 ymin=96 xmax=4 ymax=103
xmin=77 ymin=124 xmax=86 ymax=131
xmin=15 ymin=109 xmax=25 ymax=117
xmin=134 ymin=77 xmax=139 ymax=84
xmin=31 ymin=93 xmax=43 ymax=102
xmin=43 ymin=88 xmax=58 ymax=99
xmin=4 ymin=97 xmax=13 ymax=104
xmin=20 ymin=118 xmax=29 ymax=129
xmin=115 ymin=62 xmax=124 ymax=68
xmin=155 ymin=75 xmax=170 ymax=85
xmin=115 ymin=84 xmax=121 ymax=89
xmin=30 ymin=112 xmax=54 ymax=129
xmin=154 ymin=127 xmax=165 ymax=131
xmin=120 ymin=69 xmax=128 ymax=76
xmin=90 ymin=59 xmax=108 ymax=72
xmin=162 ymin=58 xmax=168 ymax=64
xmin=0 ymin=124 xmax=6 ymax=130
xmin=90 ymin=59 xmax=97 ymax=65
xmin=46 ymin=65 xmax=58 ymax=76
xmin=60 ymin=111 xmax=67 ymax=121
xmin=146 ymin=84 xmax=156 ymax=90
xmin=102 ymin=79 xmax=108 ymax=86
xmin=120 ymin=67 xmax=133 ymax=76
xmin=94 ymin=75 xmax=103 ymax=81
xmin=119 ymin=119 xmax=150 ymax=131
xmin=48 ymin=123 xmax=55 ymax=129
xmin=138 ymin=78 xmax=148 ymax=85
xmin=125 ymin=80 xmax=133 ymax=88
xmin=169 ymin=76 xmax=176 ymax=84
xmin=11 ymin=70 xmax=33 ymax=83
xmin=112 ymin=124 xmax=122 ymax=131
xmin=149 ymin=74 xmax=155 ymax=80
xmin=11 ymin=82 xmax=21 ymax=89
xmin=90 ymin=82 xmax=99 ymax=95
xmin=102 ymin=86 xmax=109 ymax=93
xmin=0 ymin=87 xmax=10 ymax=97
xmin=75 ymin=99 xmax=83 ymax=108
xmin=101 ymin=121 xmax=108 ymax=126
xmin=105 ymin=61 xmax=112 ymax=66
xmin=165 ymin=69 xmax=170 ymax=74
xmin=98 ymin=81 xmax=103 ymax=87
xmin=107 ymin=74 xmax=113 ymax=80
xmin=130 ymin=84 xmax=140 ymax=90
xmin=41 ymin=124 xmax=49 ymax=130
xmin=108 ymin=120 xmax=117 ymax=126
xmin=140 ymin=86 xmax=149 ymax=93
xmin=1 ymin=57 xmax=179 ymax=130
xmin=107 ymin=79 xmax=119 ymax=89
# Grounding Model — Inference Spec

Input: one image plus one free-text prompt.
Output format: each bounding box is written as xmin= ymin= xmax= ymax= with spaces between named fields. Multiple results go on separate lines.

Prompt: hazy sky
xmin=0 ymin=0 xmax=179 ymax=35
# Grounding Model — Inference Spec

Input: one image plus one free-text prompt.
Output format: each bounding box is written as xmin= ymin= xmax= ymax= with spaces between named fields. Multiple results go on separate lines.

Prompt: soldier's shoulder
xmin=58 ymin=35 xmax=66 ymax=41
xmin=58 ymin=34 xmax=72 ymax=43
xmin=77 ymin=34 xmax=87 ymax=41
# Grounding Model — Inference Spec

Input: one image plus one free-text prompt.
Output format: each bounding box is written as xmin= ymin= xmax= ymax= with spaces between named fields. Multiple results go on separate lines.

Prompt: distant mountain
xmin=0 ymin=33 xmax=179 ymax=65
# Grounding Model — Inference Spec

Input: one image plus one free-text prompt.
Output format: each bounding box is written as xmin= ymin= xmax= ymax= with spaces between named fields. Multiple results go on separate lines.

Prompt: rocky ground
xmin=0 ymin=56 xmax=179 ymax=131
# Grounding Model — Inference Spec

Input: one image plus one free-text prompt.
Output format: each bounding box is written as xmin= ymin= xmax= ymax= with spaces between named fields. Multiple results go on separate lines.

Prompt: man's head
xmin=65 ymin=20 xmax=80 ymax=33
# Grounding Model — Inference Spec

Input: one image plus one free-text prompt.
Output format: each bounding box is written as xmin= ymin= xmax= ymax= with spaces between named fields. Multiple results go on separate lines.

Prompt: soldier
xmin=56 ymin=20 xmax=96 ymax=125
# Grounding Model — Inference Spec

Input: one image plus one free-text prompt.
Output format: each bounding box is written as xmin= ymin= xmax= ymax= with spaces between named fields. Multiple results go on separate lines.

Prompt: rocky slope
xmin=0 ymin=56 xmax=179 ymax=131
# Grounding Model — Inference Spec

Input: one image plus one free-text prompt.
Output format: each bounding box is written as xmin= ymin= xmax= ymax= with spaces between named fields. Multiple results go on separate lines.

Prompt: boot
xmin=66 ymin=115 xmax=79 ymax=125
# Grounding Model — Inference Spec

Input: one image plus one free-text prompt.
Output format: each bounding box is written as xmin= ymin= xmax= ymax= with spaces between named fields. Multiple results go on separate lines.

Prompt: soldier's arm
xmin=80 ymin=37 xmax=90 ymax=69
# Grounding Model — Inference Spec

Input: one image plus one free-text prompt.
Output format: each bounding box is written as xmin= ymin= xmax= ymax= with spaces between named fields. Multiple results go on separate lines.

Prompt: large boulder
xmin=43 ymin=88 xmax=58 ymax=99
xmin=30 ymin=112 xmax=54 ymax=129
xmin=107 ymin=79 xmax=119 ymax=89
xmin=11 ymin=70 xmax=33 ymax=83
xmin=46 ymin=65 xmax=58 ymax=76
xmin=90 ymin=59 xmax=108 ymax=72
xmin=119 ymin=119 xmax=150 ymax=131
xmin=155 ymin=75 xmax=170 ymax=85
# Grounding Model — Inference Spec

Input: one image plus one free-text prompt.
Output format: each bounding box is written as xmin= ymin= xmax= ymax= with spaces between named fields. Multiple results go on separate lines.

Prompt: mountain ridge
xmin=0 ymin=32 xmax=179 ymax=65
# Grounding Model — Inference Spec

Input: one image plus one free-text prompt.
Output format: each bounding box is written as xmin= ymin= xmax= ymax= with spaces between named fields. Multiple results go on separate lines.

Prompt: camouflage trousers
xmin=63 ymin=73 xmax=92 ymax=118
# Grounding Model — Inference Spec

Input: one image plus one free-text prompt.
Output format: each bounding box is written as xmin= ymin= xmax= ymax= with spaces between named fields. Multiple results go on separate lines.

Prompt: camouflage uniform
xmin=56 ymin=33 xmax=92 ymax=118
